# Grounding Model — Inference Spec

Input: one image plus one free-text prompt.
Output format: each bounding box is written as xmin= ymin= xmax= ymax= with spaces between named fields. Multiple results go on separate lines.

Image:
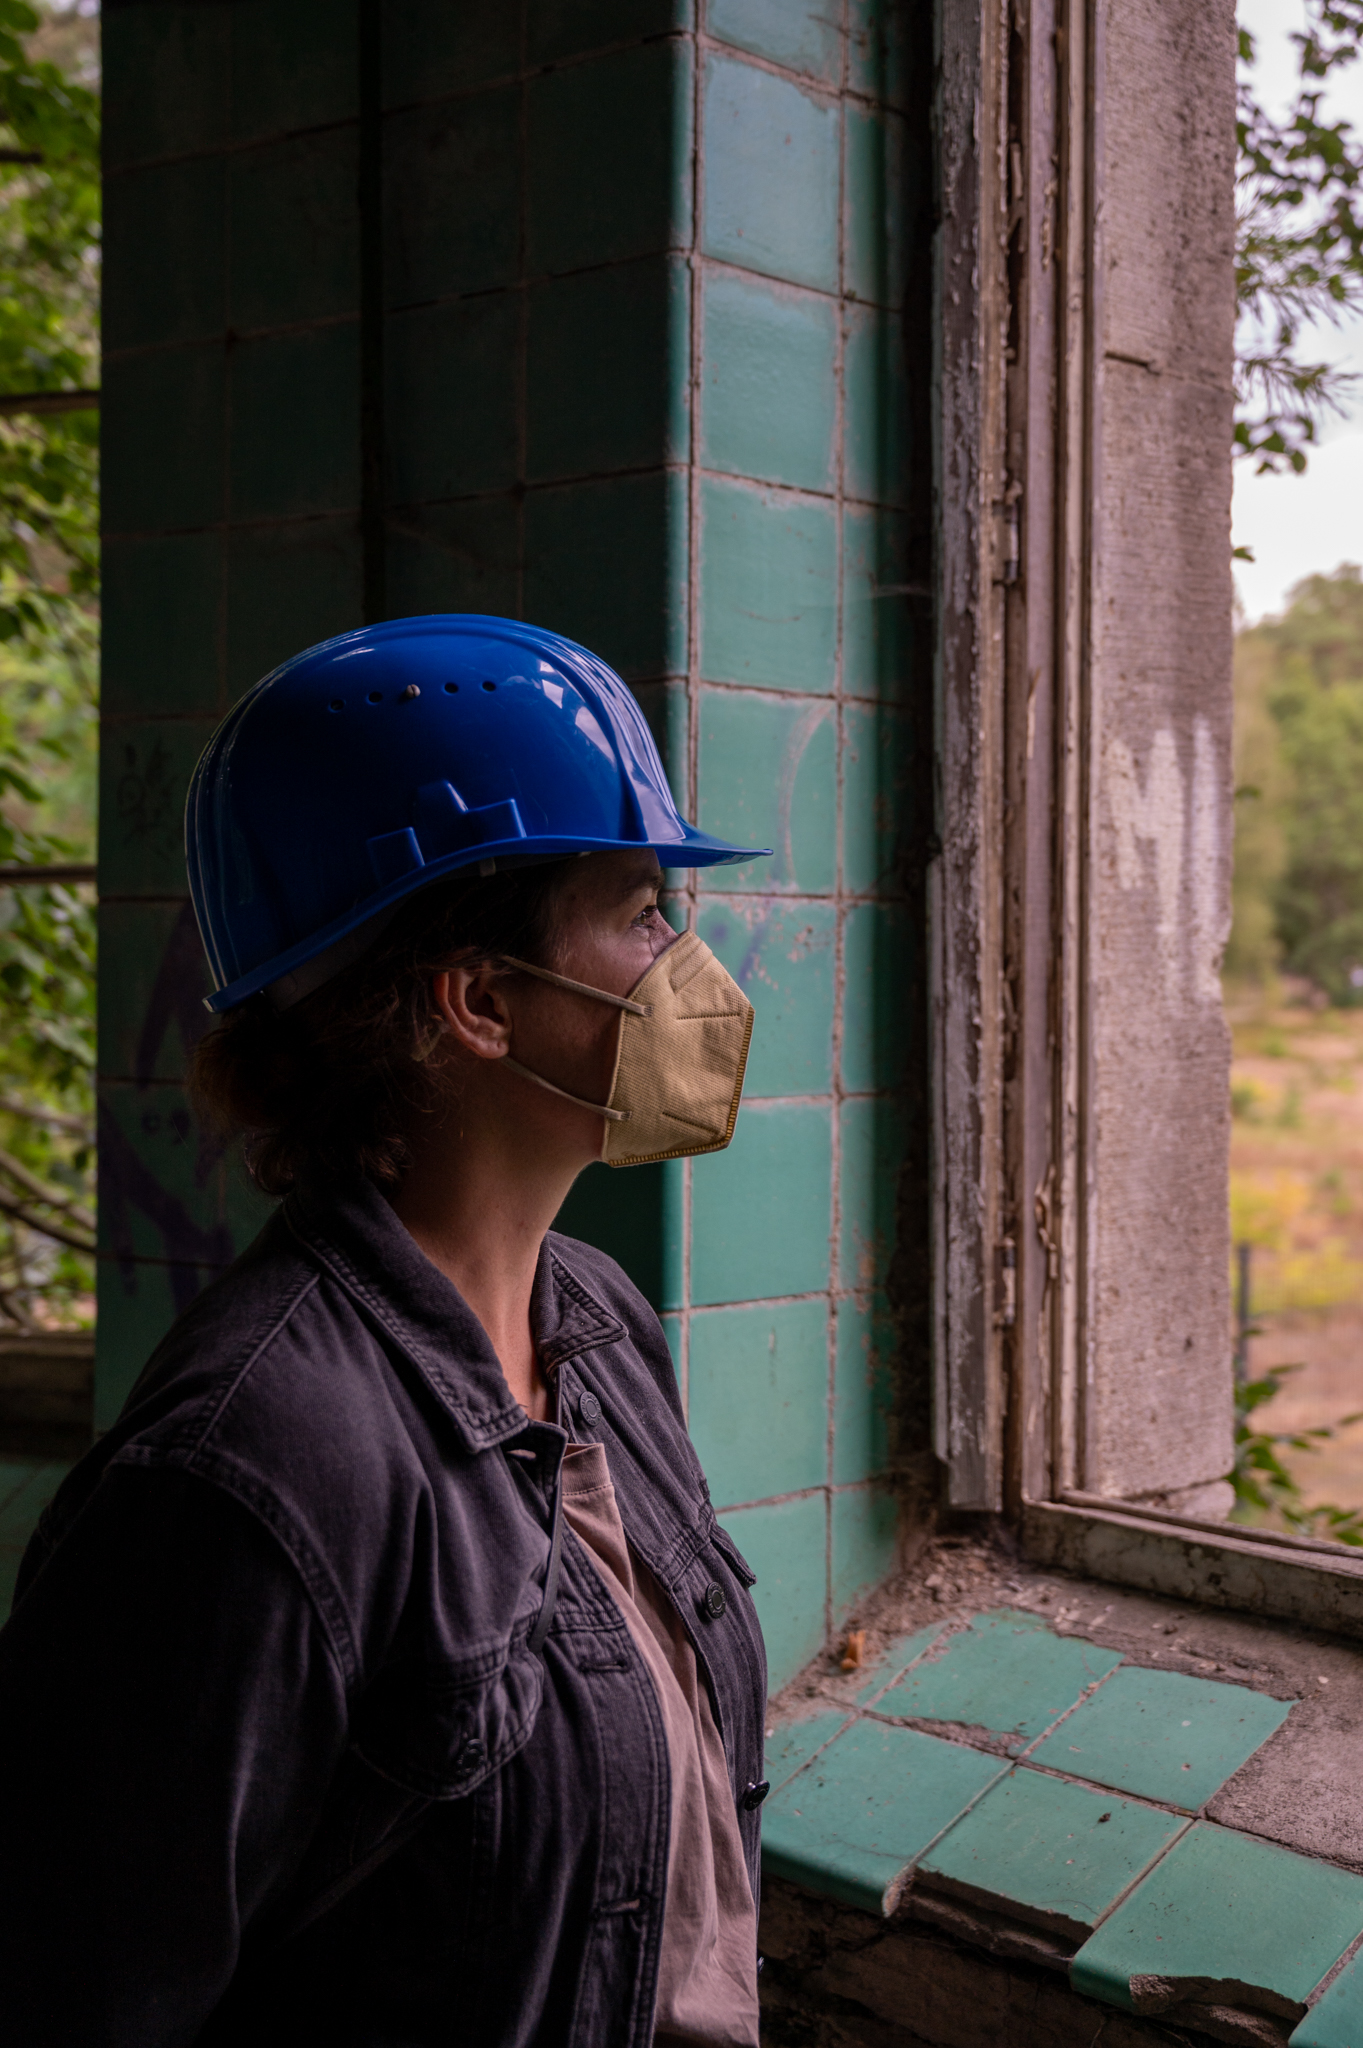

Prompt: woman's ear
xmin=431 ymin=965 xmax=515 ymax=1061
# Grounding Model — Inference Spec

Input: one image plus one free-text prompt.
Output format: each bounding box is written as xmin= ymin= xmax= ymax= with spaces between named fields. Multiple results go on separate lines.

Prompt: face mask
xmin=498 ymin=931 xmax=754 ymax=1166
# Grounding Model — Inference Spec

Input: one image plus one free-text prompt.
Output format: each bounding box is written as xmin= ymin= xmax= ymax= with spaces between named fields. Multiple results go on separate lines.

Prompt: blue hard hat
xmin=187 ymin=614 xmax=770 ymax=1013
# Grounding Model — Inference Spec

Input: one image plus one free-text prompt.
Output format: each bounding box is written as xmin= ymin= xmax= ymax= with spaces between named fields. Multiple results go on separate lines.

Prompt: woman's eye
xmin=633 ymin=903 xmax=661 ymax=927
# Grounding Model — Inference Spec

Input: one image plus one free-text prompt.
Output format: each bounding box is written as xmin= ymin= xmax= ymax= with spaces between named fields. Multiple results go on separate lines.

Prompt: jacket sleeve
xmin=0 ymin=1461 xmax=350 ymax=2047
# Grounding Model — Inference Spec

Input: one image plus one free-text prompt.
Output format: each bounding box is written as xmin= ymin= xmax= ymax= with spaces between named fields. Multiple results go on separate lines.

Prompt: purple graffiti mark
xmin=98 ymin=1097 xmax=234 ymax=1316
xmin=134 ymin=899 xmax=229 ymax=1190
xmin=135 ymin=899 xmax=214 ymax=1087
xmin=736 ymin=902 xmax=775 ymax=992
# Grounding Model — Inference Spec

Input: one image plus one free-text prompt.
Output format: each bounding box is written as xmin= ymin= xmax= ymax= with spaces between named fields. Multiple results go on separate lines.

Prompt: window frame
xmin=928 ymin=0 xmax=1363 ymax=1635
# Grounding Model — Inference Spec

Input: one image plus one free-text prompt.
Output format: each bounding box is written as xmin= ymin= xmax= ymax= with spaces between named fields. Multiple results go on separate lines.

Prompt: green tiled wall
xmin=99 ymin=1 xmax=933 ymax=1683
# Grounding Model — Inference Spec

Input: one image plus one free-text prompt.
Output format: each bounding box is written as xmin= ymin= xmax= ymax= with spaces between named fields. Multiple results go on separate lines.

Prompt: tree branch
xmin=0 ymin=1190 xmax=93 ymax=1255
xmin=0 ymin=1144 xmax=94 ymax=1231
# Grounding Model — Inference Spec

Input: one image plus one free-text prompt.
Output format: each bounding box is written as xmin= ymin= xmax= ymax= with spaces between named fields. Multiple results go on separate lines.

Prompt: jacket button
xmin=743 ymin=1780 xmax=770 ymax=1812
xmin=578 ymin=1391 xmax=602 ymax=1426
xmin=701 ymin=1581 xmax=727 ymax=1620
xmin=456 ymin=1736 xmax=486 ymax=1772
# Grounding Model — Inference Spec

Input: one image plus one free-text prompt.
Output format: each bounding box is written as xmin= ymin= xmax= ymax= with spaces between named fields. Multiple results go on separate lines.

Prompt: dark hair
xmin=190 ymin=862 xmax=571 ymax=1196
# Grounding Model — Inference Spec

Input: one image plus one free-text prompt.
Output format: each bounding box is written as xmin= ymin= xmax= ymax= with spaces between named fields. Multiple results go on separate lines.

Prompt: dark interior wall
xmin=97 ymin=0 xmax=936 ymax=1680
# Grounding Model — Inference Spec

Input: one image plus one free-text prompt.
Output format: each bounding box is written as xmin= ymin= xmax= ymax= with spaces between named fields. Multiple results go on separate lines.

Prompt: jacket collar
xmin=283 ymin=1176 xmax=625 ymax=1454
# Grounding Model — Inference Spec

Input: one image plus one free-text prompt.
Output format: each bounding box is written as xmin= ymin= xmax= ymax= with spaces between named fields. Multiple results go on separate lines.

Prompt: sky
xmin=1233 ymin=0 xmax=1363 ymax=621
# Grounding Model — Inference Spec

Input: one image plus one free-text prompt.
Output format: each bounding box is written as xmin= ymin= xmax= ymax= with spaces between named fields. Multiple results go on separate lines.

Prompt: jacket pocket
xmin=350 ymin=1642 xmax=545 ymax=1800
xmin=710 ymin=1523 xmax=757 ymax=1587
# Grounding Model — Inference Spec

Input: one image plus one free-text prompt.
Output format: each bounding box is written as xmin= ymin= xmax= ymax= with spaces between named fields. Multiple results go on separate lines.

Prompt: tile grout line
xmin=678 ymin=6 xmax=705 ymax=1426
xmin=821 ymin=0 xmax=850 ymax=1659
xmin=103 ymin=26 xmax=902 ymax=186
xmin=767 ymin=1620 xmax=960 ymax=1793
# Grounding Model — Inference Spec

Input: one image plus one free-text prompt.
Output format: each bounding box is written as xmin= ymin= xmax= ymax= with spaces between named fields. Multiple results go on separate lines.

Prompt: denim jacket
xmin=0 ymin=1178 xmax=767 ymax=2046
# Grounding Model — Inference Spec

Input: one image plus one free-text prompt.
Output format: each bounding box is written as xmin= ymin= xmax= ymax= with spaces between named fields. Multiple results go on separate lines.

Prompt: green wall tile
xmin=103 ymin=7 xmax=230 ymax=172
xmin=767 ymin=1709 xmax=853 ymax=1790
xmin=1071 ymin=1824 xmax=1363 ymax=2021
xmin=854 ymin=1622 xmax=947 ymax=1704
xmin=833 ymin=1294 xmax=895 ymax=1484
xmin=383 ymin=12 xmax=519 ymax=107
xmin=95 ymin=1258 xmax=216 ymax=1432
xmin=695 ymin=896 xmax=835 ymax=1096
xmin=0 ymin=1456 xmax=71 ymax=1550
xmin=1292 ymin=1945 xmax=1363 ymax=2046
xmin=527 ymin=0 xmax=694 ymax=63
xmin=840 ymin=1095 xmax=908 ymax=1291
xmin=844 ymin=106 xmax=906 ymax=309
xmin=701 ymin=270 xmax=836 ymax=492
xmin=880 ymin=1610 xmax=1123 ymax=1754
xmin=698 ymin=689 xmax=836 ymax=897
xmin=844 ymin=304 xmax=908 ymax=507
xmin=99 ymin=720 xmax=217 ymax=897
xmin=708 ymin=0 xmax=841 ymax=82
xmin=102 ymin=535 xmax=222 ymax=719
xmin=527 ymin=257 xmax=690 ymax=483
xmin=689 ymin=1299 xmax=828 ymax=1507
xmin=762 ymin=1720 xmax=1005 ymax=1915
xmin=98 ymin=1082 xmax=275 ymax=1270
xmin=843 ymin=505 xmax=919 ymax=700
xmin=387 ymin=297 xmax=520 ymax=503
xmin=691 ymin=1101 xmax=831 ymax=1305
xmin=832 ymin=1481 xmax=898 ymax=1614
xmin=552 ymin=1159 xmax=684 ymax=1312
xmin=702 ymin=52 xmax=839 ymax=292
xmin=385 ymin=90 xmax=520 ymax=306
xmin=719 ymin=1492 xmax=826 ymax=1689
xmin=528 ymin=41 xmax=693 ymax=273
xmin=103 ymin=156 xmax=225 ymax=354
xmin=842 ymin=902 xmax=913 ymax=1094
xmin=847 ymin=0 xmax=912 ymax=109
xmin=1030 ymin=1666 xmax=1295 ymax=1811
xmin=230 ymin=325 xmax=361 ymax=521
xmin=228 ymin=0 xmax=359 ymax=142
xmin=920 ymin=1770 xmax=1188 ymax=1944
xmin=660 ymin=1312 xmax=683 ymax=1386
xmin=102 ymin=346 xmax=225 ymax=535
xmin=699 ymin=479 xmax=836 ymax=692
xmin=522 ymin=471 xmax=688 ymax=682
xmin=386 ymin=496 xmax=521 ymax=622
xmin=229 ymin=131 xmax=360 ymax=332
xmin=225 ymin=519 xmax=363 ymax=697
xmin=0 ymin=1459 xmax=71 ymax=1618
xmin=843 ymin=701 xmax=913 ymax=896
xmin=98 ymin=901 xmax=212 ymax=1086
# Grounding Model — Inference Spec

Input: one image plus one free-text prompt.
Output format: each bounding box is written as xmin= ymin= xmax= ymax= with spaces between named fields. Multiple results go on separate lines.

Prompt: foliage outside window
xmin=0 ymin=0 xmax=97 ymax=1330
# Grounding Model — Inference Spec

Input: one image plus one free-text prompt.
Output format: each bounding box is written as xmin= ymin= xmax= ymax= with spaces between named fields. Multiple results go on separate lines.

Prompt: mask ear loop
xmin=497 ymin=957 xmax=646 ymax=1123
xmin=500 ymin=1056 xmax=630 ymax=1122
xmin=499 ymin=955 xmax=653 ymax=1018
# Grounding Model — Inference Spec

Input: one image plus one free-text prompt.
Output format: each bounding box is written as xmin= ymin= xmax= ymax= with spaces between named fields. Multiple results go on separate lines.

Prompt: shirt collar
xmin=282 ymin=1175 xmax=624 ymax=1454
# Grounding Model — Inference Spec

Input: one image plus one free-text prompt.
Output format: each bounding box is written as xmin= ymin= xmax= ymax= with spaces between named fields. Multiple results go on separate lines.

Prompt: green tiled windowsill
xmin=763 ymin=1608 xmax=1363 ymax=2037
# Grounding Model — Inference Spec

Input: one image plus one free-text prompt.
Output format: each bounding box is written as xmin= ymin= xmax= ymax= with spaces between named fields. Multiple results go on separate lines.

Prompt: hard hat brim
xmin=202 ymin=825 xmax=772 ymax=1015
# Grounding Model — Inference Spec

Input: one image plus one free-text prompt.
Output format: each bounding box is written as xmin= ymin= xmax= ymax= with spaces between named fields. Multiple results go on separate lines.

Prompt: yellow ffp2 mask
xmin=500 ymin=931 xmax=755 ymax=1166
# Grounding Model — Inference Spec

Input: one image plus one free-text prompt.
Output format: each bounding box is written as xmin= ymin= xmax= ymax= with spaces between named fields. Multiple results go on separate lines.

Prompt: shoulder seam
xmin=186 ymin=1268 xmax=323 ymax=1456
xmin=110 ymin=1444 xmax=361 ymax=1688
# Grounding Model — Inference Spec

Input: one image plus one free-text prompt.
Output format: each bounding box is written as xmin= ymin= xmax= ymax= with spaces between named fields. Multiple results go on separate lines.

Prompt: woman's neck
xmin=387 ymin=1079 xmax=590 ymax=1420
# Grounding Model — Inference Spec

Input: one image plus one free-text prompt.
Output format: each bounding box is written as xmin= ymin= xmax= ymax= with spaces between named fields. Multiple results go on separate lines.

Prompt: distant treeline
xmin=1231 ymin=565 xmax=1363 ymax=1002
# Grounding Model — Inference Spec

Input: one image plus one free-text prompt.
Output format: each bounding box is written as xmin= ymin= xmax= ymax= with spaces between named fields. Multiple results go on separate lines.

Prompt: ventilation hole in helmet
xmin=482 ymin=679 xmax=496 ymax=691
xmin=367 ymin=691 xmax=383 ymax=704
xmin=444 ymin=681 xmax=459 ymax=694
xmin=328 ymin=698 xmax=345 ymax=712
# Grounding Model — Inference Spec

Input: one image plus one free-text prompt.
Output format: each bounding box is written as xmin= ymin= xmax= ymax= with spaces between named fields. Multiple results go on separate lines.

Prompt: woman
xmin=0 ymin=616 xmax=773 ymax=2045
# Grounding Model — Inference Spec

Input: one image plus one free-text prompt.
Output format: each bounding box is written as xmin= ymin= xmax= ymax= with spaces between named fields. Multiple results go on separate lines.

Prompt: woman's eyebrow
xmin=614 ymin=866 xmax=663 ymax=904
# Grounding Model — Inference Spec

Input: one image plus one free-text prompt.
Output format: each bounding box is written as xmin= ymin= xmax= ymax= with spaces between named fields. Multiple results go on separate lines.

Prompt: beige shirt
xmin=560 ymin=1444 xmax=761 ymax=2048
